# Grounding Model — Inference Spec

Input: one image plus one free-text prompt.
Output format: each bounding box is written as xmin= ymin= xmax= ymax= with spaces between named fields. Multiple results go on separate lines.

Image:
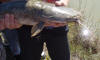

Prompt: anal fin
xmin=31 ymin=22 xmax=44 ymax=37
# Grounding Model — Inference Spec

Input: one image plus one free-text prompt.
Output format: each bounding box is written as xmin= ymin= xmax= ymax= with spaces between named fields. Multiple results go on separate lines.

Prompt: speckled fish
xmin=0 ymin=0 xmax=81 ymax=36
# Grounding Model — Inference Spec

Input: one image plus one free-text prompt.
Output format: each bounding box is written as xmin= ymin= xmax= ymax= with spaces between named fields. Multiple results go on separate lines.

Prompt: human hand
xmin=55 ymin=0 xmax=69 ymax=6
xmin=44 ymin=0 xmax=69 ymax=27
xmin=44 ymin=21 xmax=67 ymax=27
xmin=0 ymin=14 xmax=22 ymax=30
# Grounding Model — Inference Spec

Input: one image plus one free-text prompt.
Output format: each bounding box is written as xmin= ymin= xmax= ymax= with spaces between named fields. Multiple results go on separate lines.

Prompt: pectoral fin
xmin=31 ymin=22 xmax=44 ymax=37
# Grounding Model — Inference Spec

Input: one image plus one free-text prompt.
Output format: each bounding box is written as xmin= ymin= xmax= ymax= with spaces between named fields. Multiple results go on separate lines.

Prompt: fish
xmin=0 ymin=0 xmax=81 ymax=36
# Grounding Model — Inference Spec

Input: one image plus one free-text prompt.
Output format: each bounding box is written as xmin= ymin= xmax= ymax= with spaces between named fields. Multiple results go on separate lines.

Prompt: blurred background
xmin=68 ymin=0 xmax=100 ymax=60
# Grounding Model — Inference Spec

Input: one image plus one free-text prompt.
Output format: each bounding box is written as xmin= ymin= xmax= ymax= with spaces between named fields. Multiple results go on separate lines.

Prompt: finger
xmin=4 ymin=14 xmax=10 ymax=28
xmin=50 ymin=22 xmax=67 ymax=27
xmin=55 ymin=1 xmax=64 ymax=6
xmin=9 ymin=14 xmax=15 ymax=29
xmin=9 ymin=14 xmax=22 ymax=29
xmin=0 ymin=20 xmax=5 ymax=30
xmin=44 ymin=21 xmax=51 ymax=26
xmin=0 ymin=25 xmax=5 ymax=30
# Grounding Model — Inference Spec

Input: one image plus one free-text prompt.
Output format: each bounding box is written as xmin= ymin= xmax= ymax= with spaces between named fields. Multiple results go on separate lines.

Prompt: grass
xmin=41 ymin=22 xmax=100 ymax=60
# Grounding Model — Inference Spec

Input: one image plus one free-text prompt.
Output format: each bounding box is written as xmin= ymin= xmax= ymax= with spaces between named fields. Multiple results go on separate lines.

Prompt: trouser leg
xmin=17 ymin=26 xmax=44 ymax=60
xmin=47 ymin=35 xmax=70 ymax=60
xmin=42 ymin=26 xmax=70 ymax=60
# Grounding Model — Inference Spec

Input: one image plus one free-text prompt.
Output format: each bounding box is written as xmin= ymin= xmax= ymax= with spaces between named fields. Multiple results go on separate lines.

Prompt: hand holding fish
xmin=55 ymin=0 xmax=69 ymax=6
xmin=0 ymin=0 xmax=70 ymax=30
xmin=0 ymin=0 xmax=80 ymax=36
xmin=44 ymin=0 xmax=69 ymax=27
xmin=0 ymin=14 xmax=22 ymax=30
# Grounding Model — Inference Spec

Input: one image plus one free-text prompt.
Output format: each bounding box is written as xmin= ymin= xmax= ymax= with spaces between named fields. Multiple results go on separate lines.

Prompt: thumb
xmin=55 ymin=1 xmax=64 ymax=6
